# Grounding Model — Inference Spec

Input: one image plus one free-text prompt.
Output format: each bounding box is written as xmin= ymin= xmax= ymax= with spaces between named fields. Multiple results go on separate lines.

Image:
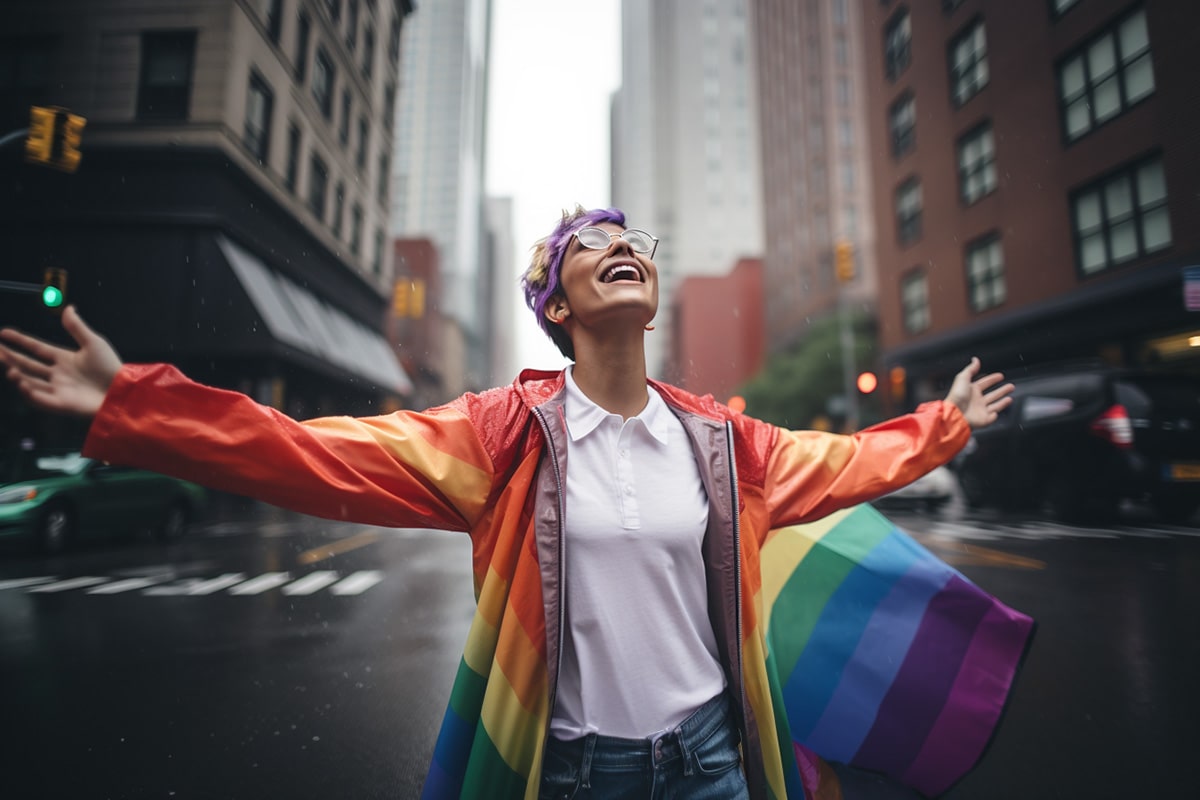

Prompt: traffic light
xmin=42 ymin=268 xmax=67 ymax=310
xmin=392 ymin=278 xmax=426 ymax=319
xmin=856 ymin=371 xmax=878 ymax=394
xmin=835 ymin=240 xmax=855 ymax=283
xmin=24 ymin=106 xmax=86 ymax=173
xmin=889 ymin=366 xmax=907 ymax=401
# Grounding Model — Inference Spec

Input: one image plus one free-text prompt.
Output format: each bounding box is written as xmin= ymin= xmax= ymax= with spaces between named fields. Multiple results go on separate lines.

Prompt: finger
xmin=1 ymin=346 xmax=54 ymax=381
xmin=61 ymin=305 xmax=98 ymax=350
xmin=958 ymin=356 xmax=981 ymax=380
xmin=988 ymin=395 xmax=1014 ymax=413
xmin=971 ymin=371 xmax=1007 ymax=391
xmin=981 ymin=382 xmax=1014 ymax=401
xmin=0 ymin=327 xmax=61 ymax=364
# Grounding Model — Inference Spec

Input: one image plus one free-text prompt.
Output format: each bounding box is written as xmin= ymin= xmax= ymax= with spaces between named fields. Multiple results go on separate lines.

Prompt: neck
xmin=569 ymin=333 xmax=649 ymax=419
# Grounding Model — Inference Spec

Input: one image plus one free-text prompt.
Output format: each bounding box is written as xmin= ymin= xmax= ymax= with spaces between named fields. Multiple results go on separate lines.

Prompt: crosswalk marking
xmin=28 ymin=576 xmax=109 ymax=593
xmin=330 ymin=571 xmax=384 ymax=595
xmin=144 ymin=573 xmax=247 ymax=596
xmin=228 ymin=572 xmax=292 ymax=595
xmin=0 ymin=577 xmax=56 ymax=591
xmin=282 ymin=571 xmax=341 ymax=596
xmin=87 ymin=576 xmax=168 ymax=594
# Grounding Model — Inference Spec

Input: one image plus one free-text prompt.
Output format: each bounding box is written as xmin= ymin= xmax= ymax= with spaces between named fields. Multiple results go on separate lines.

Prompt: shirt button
xmin=619 ymin=449 xmax=629 ymax=458
xmin=625 ymin=486 xmax=634 ymax=496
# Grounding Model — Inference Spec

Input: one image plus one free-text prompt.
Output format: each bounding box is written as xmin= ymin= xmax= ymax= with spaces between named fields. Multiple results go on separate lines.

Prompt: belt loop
xmin=677 ymin=725 xmax=695 ymax=777
xmin=580 ymin=733 xmax=597 ymax=789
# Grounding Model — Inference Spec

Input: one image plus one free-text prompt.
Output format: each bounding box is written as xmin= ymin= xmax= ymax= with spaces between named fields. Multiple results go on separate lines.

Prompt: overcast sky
xmin=485 ymin=0 xmax=621 ymax=370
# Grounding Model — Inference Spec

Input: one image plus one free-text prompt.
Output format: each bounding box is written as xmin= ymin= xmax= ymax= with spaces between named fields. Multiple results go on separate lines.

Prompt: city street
xmin=2 ymin=502 xmax=1198 ymax=799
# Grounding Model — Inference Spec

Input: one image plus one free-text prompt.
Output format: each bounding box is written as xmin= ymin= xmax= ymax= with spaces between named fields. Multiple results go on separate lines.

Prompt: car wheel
xmin=157 ymin=502 xmax=190 ymax=542
xmin=38 ymin=505 xmax=75 ymax=554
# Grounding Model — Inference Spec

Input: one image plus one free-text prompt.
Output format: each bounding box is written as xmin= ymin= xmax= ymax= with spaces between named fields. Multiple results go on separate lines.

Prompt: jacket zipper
xmin=532 ymin=406 xmax=567 ymax=756
xmin=725 ymin=422 xmax=747 ymax=742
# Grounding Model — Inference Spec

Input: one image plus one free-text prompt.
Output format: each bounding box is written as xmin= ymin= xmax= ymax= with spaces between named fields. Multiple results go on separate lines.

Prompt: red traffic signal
xmin=856 ymin=371 xmax=878 ymax=394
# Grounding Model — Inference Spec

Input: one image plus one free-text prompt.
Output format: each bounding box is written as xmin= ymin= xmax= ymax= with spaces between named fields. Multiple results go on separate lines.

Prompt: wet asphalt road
xmin=2 ymin=503 xmax=1199 ymax=799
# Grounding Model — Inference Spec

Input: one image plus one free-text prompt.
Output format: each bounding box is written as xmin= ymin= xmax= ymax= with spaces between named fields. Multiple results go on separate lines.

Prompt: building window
xmin=308 ymin=154 xmax=329 ymax=221
xmin=350 ymin=203 xmax=363 ymax=256
xmin=356 ymin=115 xmax=369 ymax=172
xmin=332 ymin=181 xmax=345 ymax=237
xmin=836 ymin=77 xmax=851 ymax=106
xmin=1058 ymin=8 xmax=1154 ymax=143
xmin=339 ymin=88 xmax=351 ymax=145
xmin=263 ymin=0 xmax=283 ymax=44
xmin=889 ymin=92 xmax=915 ymax=157
xmin=388 ymin=14 xmax=401 ymax=67
xmin=901 ymin=270 xmax=930 ymax=334
xmin=1051 ymin=0 xmax=1081 ymax=17
xmin=243 ymin=70 xmax=273 ymax=165
xmin=383 ymin=81 xmax=396 ymax=132
xmin=373 ymin=227 xmax=385 ymax=275
xmin=895 ymin=178 xmax=922 ymax=244
xmin=312 ymin=47 xmax=334 ymax=119
xmin=377 ymin=152 xmax=390 ymax=205
xmin=949 ymin=19 xmax=988 ymax=106
xmin=884 ymin=9 xmax=911 ymax=80
xmin=137 ymin=31 xmax=196 ymax=120
xmin=362 ymin=25 xmax=375 ymax=80
xmin=346 ymin=0 xmax=359 ymax=52
xmin=965 ymin=234 xmax=1006 ymax=312
xmin=284 ymin=122 xmax=300 ymax=192
xmin=958 ymin=122 xmax=996 ymax=204
xmin=295 ymin=12 xmax=311 ymax=81
xmin=1072 ymin=156 xmax=1171 ymax=276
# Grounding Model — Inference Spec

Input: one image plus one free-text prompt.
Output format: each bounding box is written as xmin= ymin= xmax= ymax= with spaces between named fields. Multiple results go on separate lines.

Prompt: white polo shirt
xmin=549 ymin=368 xmax=728 ymax=740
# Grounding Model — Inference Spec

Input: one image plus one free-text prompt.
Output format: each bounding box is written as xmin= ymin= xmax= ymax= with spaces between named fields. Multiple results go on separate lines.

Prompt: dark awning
xmin=217 ymin=235 xmax=413 ymax=396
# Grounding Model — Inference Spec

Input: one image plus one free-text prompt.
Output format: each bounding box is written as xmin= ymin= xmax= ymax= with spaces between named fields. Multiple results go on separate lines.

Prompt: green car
xmin=0 ymin=450 xmax=208 ymax=554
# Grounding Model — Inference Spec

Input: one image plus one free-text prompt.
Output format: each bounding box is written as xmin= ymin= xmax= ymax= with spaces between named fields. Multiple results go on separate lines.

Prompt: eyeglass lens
xmin=577 ymin=227 xmax=655 ymax=253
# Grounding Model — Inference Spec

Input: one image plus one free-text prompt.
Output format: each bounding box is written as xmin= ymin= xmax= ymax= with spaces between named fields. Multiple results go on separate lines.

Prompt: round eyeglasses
xmin=574 ymin=227 xmax=659 ymax=258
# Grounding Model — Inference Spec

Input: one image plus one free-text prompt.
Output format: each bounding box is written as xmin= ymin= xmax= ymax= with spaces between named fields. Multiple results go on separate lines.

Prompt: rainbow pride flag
xmin=760 ymin=504 xmax=1035 ymax=797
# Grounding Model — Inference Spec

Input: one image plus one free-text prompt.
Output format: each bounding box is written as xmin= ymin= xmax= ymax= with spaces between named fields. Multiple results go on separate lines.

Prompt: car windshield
xmin=0 ymin=450 xmax=91 ymax=484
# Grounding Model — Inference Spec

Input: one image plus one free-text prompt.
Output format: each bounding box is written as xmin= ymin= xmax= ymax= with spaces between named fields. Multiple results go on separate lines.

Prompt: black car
xmin=953 ymin=366 xmax=1200 ymax=523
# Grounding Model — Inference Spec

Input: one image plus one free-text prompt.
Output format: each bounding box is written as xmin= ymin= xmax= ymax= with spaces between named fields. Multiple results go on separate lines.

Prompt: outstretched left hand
xmin=944 ymin=357 xmax=1014 ymax=430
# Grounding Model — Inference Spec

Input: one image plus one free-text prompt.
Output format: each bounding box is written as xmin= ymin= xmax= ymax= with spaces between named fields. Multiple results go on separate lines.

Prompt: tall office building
xmin=860 ymin=0 xmax=1200 ymax=403
xmin=1 ymin=0 xmax=415 ymax=443
xmin=390 ymin=0 xmax=492 ymax=390
xmin=750 ymin=0 xmax=880 ymax=350
xmin=612 ymin=0 xmax=764 ymax=381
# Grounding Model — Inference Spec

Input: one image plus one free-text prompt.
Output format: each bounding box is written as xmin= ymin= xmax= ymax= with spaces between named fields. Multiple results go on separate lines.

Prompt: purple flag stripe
xmin=803 ymin=549 xmax=953 ymax=763
xmin=851 ymin=575 xmax=992 ymax=777
xmin=901 ymin=601 xmax=1035 ymax=796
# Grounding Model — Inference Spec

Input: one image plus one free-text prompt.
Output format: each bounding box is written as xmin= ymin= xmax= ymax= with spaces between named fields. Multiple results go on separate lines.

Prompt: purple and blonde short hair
xmin=521 ymin=205 xmax=626 ymax=360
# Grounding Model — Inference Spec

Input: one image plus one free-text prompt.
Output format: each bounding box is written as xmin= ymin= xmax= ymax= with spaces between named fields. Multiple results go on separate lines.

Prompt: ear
xmin=544 ymin=294 xmax=570 ymax=325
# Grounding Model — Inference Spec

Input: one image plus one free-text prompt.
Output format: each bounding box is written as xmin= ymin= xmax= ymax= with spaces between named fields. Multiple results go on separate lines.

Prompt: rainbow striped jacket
xmin=83 ymin=364 xmax=1033 ymax=799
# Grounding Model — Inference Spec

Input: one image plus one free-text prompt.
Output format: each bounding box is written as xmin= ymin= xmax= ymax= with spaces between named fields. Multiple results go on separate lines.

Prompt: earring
xmin=644 ymin=324 xmax=655 ymax=331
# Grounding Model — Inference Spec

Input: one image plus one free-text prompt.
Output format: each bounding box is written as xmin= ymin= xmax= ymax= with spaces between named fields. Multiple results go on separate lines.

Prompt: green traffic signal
xmin=42 ymin=285 xmax=64 ymax=308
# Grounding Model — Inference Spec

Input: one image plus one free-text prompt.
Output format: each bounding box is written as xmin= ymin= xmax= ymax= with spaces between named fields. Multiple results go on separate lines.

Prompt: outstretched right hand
xmin=0 ymin=305 xmax=123 ymax=418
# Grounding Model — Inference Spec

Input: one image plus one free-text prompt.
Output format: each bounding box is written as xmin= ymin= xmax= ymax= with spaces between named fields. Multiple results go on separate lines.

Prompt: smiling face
xmin=546 ymin=221 xmax=659 ymax=338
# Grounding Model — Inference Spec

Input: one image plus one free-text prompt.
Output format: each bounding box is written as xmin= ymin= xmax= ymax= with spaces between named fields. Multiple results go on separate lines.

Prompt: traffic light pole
xmin=839 ymin=284 xmax=859 ymax=432
xmin=0 ymin=128 xmax=31 ymax=149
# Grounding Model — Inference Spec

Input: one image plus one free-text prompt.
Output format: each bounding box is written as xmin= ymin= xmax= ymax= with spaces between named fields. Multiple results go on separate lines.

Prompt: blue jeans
xmin=539 ymin=693 xmax=749 ymax=800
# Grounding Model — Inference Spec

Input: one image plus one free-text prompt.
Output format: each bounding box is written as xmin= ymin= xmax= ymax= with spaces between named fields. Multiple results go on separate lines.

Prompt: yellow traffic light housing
xmin=835 ymin=241 xmax=855 ymax=283
xmin=42 ymin=267 xmax=68 ymax=311
xmin=24 ymin=106 xmax=86 ymax=173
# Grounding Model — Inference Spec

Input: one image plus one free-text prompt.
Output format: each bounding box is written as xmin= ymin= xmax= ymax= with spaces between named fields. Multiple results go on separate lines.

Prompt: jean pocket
xmin=539 ymin=746 xmax=581 ymax=800
xmin=691 ymin=723 xmax=742 ymax=776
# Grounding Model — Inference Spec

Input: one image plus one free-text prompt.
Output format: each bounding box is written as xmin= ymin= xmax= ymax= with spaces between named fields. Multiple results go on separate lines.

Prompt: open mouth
xmin=601 ymin=264 xmax=643 ymax=283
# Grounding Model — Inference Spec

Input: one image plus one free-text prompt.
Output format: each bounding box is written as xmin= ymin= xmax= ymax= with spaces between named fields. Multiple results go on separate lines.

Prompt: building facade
xmin=612 ymin=0 xmax=765 ymax=381
xmin=861 ymin=0 xmax=1200 ymax=404
xmin=750 ymin=0 xmax=882 ymax=350
xmin=1 ymin=0 xmax=415 ymax=446
xmin=389 ymin=0 xmax=493 ymax=390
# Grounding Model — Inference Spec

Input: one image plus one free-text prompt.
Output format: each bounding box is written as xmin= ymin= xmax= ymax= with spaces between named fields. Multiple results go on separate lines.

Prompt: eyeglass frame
xmin=573 ymin=226 xmax=659 ymax=259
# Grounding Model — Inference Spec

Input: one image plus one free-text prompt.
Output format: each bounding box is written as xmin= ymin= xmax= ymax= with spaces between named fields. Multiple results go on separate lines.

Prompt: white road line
xmin=144 ymin=573 xmax=246 ymax=596
xmin=330 ymin=571 xmax=384 ymax=595
xmin=282 ymin=571 xmax=341 ymax=596
xmin=87 ymin=576 xmax=169 ymax=594
xmin=228 ymin=572 xmax=292 ymax=595
xmin=0 ymin=577 xmax=57 ymax=590
xmin=28 ymin=576 xmax=109 ymax=593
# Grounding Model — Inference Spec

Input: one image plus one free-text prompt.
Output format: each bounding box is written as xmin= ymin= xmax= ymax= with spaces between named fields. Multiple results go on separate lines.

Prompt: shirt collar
xmin=563 ymin=367 xmax=671 ymax=446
